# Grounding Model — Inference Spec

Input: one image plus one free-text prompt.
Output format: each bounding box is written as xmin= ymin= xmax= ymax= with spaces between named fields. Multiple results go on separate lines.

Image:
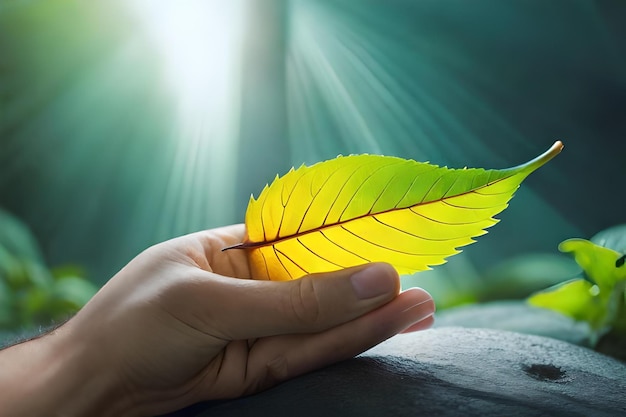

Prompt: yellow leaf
xmin=227 ymin=141 xmax=563 ymax=280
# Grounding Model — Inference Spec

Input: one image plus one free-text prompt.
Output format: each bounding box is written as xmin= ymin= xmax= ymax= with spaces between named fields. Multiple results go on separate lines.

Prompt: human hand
xmin=0 ymin=224 xmax=435 ymax=417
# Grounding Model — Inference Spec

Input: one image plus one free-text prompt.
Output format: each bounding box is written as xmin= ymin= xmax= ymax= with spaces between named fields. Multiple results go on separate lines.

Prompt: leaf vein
xmin=319 ymin=230 xmax=371 ymax=262
xmin=394 ymin=173 xmax=420 ymax=208
xmin=419 ymin=175 xmax=444 ymax=204
xmin=275 ymin=247 xmax=309 ymax=277
xmin=296 ymin=238 xmax=345 ymax=268
xmin=441 ymin=199 xmax=506 ymax=210
xmin=320 ymin=164 xmax=362 ymax=228
xmin=338 ymin=161 xmax=394 ymax=221
xmin=368 ymin=171 xmax=398 ymax=214
xmin=260 ymin=249 xmax=271 ymax=280
xmin=272 ymin=246 xmax=295 ymax=280
xmin=442 ymin=174 xmax=461 ymax=198
xmin=340 ymin=225 xmax=450 ymax=256
xmin=408 ymin=207 xmax=495 ymax=226
xmin=372 ymin=215 xmax=457 ymax=242
xmin=303 ymin=162 xmax=351 ymax=230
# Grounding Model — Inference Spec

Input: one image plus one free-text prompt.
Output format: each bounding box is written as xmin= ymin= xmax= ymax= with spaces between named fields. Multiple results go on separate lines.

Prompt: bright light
xmin=130 ymin=0 xmax=244 ymax=110
xmin=128 ymin=0 xmax=246 ymax=234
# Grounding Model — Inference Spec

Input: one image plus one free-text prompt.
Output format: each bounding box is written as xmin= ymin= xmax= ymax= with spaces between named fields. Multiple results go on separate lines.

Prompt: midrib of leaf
xmin=235 ymin=169 xmax=522 ymax=249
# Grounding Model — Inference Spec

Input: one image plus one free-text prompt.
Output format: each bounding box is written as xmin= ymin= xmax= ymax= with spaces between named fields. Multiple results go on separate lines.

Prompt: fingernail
xmin=351 ymin=264 xmax=396 ymax=299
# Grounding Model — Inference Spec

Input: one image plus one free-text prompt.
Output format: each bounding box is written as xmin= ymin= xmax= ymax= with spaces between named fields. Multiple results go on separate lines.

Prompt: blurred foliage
xmin=0 ymin=208 xmax=97 ymax=343
xmin=528 ymin=225 xmax=626 ymax=349
xmin=402 ymin=252 xmax=579 ymax=310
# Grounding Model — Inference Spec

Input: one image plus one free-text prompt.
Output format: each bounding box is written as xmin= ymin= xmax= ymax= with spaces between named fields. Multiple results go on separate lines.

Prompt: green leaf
xmin=51 ymin=276 xmax=98 ymax=311
xmin=0 ymin=208 xmax=44 ymax=262
xmin=528 ymin=279 xmax=606 ymax=329
xmin=558 ymin=239 xmax=626 ymax=289
xmin=229 ymin=141 xmax=563 ymax=280
xmin=528 ymin=237 xmax=626 ymax=334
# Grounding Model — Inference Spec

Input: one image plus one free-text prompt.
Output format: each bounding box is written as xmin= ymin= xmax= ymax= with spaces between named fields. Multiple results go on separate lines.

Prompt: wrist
xmin=0 ymin=322 xmax=135 ymax=417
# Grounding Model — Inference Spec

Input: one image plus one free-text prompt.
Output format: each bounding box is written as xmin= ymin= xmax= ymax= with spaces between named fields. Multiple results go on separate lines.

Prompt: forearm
xmin=0 ymin=324 xmax=133 ymax=417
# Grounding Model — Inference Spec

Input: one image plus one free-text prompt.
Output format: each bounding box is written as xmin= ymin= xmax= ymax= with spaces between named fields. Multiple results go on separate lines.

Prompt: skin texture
xmin=0 ymin=224 xmax=435 ymax=417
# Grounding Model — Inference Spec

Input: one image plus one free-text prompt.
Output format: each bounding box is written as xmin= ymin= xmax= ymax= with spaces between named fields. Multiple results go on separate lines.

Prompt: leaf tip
xmin=525 ymin=140 xmax=564 ymax=172
xmin=504 ymin=140 xmax=564 ymax=177
xmin=558 ymin=238 xmax=586 ymax=253
xmin=553 ymin=140 xmax=564 ymax=152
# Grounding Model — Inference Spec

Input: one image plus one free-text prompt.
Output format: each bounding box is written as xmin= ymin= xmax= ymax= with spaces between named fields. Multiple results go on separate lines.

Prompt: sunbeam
xmin=286 ymin=0 xmax=539 ymax=167
xmin=129 ymin=0 xmax=246 ymax=237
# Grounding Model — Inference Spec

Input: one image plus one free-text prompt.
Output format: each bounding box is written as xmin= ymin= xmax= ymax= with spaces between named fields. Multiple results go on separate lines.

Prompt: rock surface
xmin=434 ymin=301 xmax=593 ymax=345
xmin=164 ymin=328 xmax=626 ymax=417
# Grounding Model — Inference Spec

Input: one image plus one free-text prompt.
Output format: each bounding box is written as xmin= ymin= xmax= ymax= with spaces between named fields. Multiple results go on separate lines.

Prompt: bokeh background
xmin=1 ymin=0 xmax=625 ymax=334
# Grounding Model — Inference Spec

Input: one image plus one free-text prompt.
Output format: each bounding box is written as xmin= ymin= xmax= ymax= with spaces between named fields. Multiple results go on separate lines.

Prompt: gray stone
xmin=164 ymin=328 xmax=626 ymax=417
xmin=434 ymin=301 xmax=593 ymax=346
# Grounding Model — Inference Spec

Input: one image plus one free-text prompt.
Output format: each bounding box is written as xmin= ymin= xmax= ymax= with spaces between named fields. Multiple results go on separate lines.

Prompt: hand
xmin=0 ymin=224 xmax=435 ymax=417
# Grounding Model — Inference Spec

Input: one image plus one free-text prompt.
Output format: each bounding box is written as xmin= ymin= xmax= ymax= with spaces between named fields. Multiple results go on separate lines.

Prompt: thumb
xmin=200 ymin=263 xmax=401 ymax=340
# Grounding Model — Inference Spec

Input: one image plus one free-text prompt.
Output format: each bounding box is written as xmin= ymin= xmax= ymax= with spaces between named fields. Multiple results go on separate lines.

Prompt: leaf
xmin=527 ymin=237 xmax=626 ymax=332
xmin=558 ymin=238 xmax=626 ymax=289
xmin=0 ymin=208 xmax=45 ymax=263
xmin=229 ymin=141 xmax=563 ymax=281
xmin=528 ymin=279 xmax=607 ymax=329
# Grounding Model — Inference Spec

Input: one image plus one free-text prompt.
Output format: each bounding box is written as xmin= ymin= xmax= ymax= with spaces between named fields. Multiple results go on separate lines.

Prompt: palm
xmin=184 ymin=224 xmax=251 ymax=278
xmin=117 ymin=225 xmax=266 ymax=406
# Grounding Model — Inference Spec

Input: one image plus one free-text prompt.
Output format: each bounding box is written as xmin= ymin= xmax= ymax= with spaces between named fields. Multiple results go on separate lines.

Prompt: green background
xmin=1 ymin=0 xmax=624 ymax=293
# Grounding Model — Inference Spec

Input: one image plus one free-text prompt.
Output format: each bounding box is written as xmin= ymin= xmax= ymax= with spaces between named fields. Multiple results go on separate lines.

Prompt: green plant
xmin=528 ymin=225 xmax=626 ymax=346
xmin=0 ymin=209 xmax=97 ymax=341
